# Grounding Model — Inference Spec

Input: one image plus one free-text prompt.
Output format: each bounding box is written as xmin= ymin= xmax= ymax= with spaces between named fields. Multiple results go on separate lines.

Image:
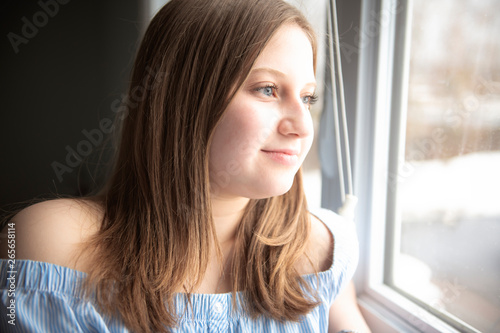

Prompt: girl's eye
xmin=256 ymin=85 xmax=277 ymax=98
xmin=302 ymin=93 xmax=319 ymax=106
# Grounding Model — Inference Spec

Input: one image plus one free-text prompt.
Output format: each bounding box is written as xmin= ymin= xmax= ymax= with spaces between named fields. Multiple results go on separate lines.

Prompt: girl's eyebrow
xmin=250 ymin=67 xmax=286 ymax=77
xmin=249 ymin=67 xmax=317 ymax=89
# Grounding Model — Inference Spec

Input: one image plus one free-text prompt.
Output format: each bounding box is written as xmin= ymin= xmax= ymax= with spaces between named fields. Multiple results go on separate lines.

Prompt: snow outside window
xmin=385 ymin=1 xmax=500 ymax=332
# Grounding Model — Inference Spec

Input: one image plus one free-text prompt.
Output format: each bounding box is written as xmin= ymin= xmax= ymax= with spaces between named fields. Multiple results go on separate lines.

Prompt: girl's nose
xmin=277 ymin=98 xmax=313 ymax=138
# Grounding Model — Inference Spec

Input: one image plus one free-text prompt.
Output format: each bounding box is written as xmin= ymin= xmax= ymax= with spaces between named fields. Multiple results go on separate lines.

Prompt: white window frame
xmin=351 ymin=0 xmax=481 ymax=332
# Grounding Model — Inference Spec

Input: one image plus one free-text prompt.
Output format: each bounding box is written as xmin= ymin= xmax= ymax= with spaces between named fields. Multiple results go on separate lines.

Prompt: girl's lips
xmin=261 ymin=149 xmax=299 ymax=166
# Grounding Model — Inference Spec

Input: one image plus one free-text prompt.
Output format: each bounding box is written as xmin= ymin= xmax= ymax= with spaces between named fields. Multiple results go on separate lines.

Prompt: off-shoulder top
xmin=0 ymin=207 xmax=358 ymax=332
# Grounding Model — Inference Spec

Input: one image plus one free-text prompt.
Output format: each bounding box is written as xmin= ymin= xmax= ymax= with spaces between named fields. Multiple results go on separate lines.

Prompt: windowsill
xmin=357 ymin=286 xmax=465 ymax=333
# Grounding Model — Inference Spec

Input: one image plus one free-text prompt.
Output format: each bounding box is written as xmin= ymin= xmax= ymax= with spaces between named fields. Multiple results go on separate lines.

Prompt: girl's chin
xmin=209 ymin=172 xmax=297 ymax=199
xmin=246 ymin=181 xmax=295 ymax=200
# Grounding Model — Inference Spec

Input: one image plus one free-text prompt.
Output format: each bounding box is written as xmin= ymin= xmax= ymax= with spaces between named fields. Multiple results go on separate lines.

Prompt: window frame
xmin=351 ymin=0 xmax=481 ymax=332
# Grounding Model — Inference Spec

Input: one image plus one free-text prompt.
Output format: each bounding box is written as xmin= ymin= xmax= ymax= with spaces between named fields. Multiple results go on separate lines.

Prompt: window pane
xmin=392 ymin=1 xmax=500 ymax=332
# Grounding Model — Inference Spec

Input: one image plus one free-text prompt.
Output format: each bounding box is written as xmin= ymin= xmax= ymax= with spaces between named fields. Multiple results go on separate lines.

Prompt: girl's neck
xmin=210 ymin=196 xmax=249 ymax=244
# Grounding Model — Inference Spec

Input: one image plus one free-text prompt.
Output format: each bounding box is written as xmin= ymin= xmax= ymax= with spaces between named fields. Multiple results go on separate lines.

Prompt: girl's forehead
xmin=256 ymin=24 xmax=311 ymax=59
xmin=250 ymin=24 xmax=315 ymax=84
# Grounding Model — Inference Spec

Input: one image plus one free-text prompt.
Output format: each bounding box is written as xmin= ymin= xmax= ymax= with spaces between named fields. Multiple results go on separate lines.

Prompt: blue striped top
xmin=0 ymin=207 xmax=358 ymax=332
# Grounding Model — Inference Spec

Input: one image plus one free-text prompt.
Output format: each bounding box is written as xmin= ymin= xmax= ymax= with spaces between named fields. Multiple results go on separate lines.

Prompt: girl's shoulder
xmin=303 ymin=207 xmax=359 ymax=303
xmin=295 ymin=207 xmax=349 ymax=276
xmin=0 ymin=198 xmax=102 ymax=272
xmin=297 ymin=210 xmax=335 ymax=275
xmin=303 ymin=207 xmax=359 ymax=275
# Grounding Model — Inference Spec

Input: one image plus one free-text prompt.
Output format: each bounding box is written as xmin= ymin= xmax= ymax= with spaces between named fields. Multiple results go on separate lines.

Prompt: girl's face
xmin=209 ymin=24 xmax=316 ymax=199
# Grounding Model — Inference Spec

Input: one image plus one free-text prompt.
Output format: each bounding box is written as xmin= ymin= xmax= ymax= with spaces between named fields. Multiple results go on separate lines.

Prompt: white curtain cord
xmin=327 ymin=0 xmax=345 ymax=203
xmin=327 ymin=0 xmax=358 ymax=218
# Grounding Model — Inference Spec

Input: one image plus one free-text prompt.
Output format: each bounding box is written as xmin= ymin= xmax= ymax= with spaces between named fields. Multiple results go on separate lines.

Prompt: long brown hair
xmin=84 ymin=0 xmax=319 ymax=331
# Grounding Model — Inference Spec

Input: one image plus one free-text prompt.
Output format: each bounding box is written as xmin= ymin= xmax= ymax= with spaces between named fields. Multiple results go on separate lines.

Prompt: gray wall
xmin=0 ymin=0 xmax=142 ymax=208
xmin=320 ymin=0 xmax=362 ymax=211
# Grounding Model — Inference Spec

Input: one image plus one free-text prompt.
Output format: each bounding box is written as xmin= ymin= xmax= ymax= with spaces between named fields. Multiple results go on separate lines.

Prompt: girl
xmin=0 ymin=0 xmax=369 ymax=332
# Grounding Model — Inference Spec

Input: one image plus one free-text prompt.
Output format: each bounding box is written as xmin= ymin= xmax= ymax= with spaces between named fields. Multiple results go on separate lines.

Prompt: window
xmin=388 ymin=1 xmax=500 ymax=331
xmin=354 ymin=0 xmax=500 ymax=332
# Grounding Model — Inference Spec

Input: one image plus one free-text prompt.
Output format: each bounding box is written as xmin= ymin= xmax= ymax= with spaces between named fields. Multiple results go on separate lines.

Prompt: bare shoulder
xmin=0 ymin=198 xmax=102 ymax=271
xmin=296 ymin=212 xmax=334 ymax=275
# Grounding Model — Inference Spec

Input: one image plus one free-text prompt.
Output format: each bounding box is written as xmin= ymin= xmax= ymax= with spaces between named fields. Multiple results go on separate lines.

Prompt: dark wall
xmin=0 ymin=0 xmax=142 ymax=209
xmin=320 ymin=0 xmax=362 ymax=211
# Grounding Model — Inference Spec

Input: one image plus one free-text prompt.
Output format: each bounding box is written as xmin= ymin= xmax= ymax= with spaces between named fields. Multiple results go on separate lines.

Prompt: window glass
xmin=391 ymin=1 xmax=500 ymax=332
